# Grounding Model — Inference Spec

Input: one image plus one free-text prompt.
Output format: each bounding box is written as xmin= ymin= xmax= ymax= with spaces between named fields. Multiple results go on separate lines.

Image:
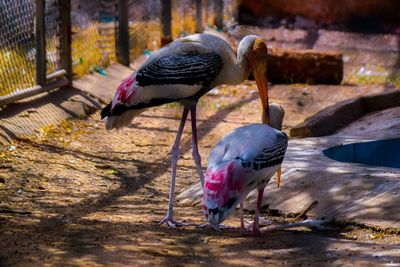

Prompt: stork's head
xmin=267 ymin=103 xmax=285 ymax=131
xmin=203 ymin=161 xmax=244 ymax=226
xmin=238 ymin=35 xmax=270 ymax=124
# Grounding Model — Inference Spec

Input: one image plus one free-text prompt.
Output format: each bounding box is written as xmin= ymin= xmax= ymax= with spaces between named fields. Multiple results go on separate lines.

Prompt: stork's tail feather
xmin=176 ymin=181 xmax=203 ymax=205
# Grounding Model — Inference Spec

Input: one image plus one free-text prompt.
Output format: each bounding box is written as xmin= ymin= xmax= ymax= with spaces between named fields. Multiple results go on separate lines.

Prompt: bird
xmin=203 ymin=103 xmax=288 ymax=235
xmin=100 ymin=33 xmax=270 ymax=227
xmin=176 ymin=103 xmax=284 ymax=205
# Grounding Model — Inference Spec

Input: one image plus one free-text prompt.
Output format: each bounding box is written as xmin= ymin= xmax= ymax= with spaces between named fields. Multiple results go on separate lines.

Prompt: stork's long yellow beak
xmin=253 ymin=62 xmax=269 ymax=125
xmin=252 ymin=38 xmax=269 ymax=125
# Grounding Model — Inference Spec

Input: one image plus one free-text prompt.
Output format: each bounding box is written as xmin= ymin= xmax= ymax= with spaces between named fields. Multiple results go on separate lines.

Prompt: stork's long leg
xmin=240 ymin=202 xmax=246 ymax=235
xmin=252 ymin=188 xmax=265 ymax=235
xmin=159 ymin=107 xmax=190 ymax=227
xmin=189 ymin=105 xmax=205 ymax=187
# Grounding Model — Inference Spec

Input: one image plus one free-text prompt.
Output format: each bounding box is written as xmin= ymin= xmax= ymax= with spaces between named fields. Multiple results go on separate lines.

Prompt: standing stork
xmin=203 ymin=103 xmax=288 ymax=235
xmin=101 ymin=34 xmax=269 ymax=227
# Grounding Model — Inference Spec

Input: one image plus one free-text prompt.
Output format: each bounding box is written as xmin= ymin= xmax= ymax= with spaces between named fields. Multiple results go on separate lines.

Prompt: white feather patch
xmin=130 ymin=84 xmax=202 ymax=105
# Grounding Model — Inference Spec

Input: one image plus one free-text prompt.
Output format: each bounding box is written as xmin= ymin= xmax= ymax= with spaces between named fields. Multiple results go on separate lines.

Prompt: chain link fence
xmin=172 ymin=0 xmax=196 ymax=39
xmin=0 ymin=0 xmax=238 ymax=104
xmin=0 ymin=0 xmax=36 ymax=97
xmin=45 ymin=0 xmax=61 ymax=75
xmin=128 ymin=0 xmax=162 ymax=61
xmin=71 ymin=0 xmax=107 ymax=78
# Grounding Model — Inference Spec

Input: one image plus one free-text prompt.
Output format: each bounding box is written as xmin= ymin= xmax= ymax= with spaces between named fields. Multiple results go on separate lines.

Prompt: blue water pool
xmin=323 ymin=138 xmax=400 ymax=168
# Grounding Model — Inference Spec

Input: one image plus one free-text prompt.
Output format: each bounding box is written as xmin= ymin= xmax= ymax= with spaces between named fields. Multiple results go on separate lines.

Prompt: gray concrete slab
xmin=247 ymin=106 xmax=400 ymax=229
xmin=179 ymin=107 xmax=400 ymax=229
xmin=73 ymin=63 xmax=133 ymax=103
xmin=0 ymin=88 xmax=100 ymax=145
xmin=0 ymin=63 xmax=132 ymax=145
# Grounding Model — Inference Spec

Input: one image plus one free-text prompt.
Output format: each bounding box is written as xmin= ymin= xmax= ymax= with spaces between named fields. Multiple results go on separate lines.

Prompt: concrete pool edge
xmin=246 ymin=135 xmax=400 ymax=230
xmin=290 ymin=89 xmax=400 ymax=138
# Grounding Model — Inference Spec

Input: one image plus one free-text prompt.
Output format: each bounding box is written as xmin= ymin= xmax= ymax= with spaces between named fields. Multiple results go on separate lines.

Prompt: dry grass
xmin=0 ymin=49 xmax=35 ymax=97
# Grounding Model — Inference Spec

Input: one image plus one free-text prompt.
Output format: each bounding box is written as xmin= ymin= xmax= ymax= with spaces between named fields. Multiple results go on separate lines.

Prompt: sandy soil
xmin=1 ymin=83 xmax=399 ymax=266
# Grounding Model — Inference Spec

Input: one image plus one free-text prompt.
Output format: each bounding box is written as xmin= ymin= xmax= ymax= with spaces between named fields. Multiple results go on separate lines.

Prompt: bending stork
xmin=101 ymin=34 xmax=269 ymax=227
xmin=203 ymin=103 xmax=288 ymax=235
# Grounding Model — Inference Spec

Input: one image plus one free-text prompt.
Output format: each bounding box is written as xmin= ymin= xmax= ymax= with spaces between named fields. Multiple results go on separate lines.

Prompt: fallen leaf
xmin=106 ymin=169 xmax=118 ymax=175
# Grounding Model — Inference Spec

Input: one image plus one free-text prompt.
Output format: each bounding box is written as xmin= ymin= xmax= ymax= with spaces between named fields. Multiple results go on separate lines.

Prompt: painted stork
xmin=203 ymin=103 xmax=288 ymax=235
xmin=101 ymin=34 xmax=269 ymax=227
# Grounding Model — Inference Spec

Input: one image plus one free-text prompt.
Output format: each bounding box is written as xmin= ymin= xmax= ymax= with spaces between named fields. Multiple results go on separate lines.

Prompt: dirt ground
xmin=0 ymin=82 xmax=399 ymax=266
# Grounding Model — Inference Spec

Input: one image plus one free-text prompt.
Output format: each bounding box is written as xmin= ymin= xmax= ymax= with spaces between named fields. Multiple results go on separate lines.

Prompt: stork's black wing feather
xmin=136 ymin=52 xmax=223 ymax=87
xmin=241 ymin=132 xmax=288 ymax=171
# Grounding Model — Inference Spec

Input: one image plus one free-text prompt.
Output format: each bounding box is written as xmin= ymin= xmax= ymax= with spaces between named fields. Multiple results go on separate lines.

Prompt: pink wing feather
xmin=111 ymin=74 xmax=137 ymax=110
xmin=204 ymin=162 xmax=244 ymax=207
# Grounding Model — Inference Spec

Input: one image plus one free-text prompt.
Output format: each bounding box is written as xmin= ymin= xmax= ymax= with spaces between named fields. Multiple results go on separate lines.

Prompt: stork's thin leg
xmin=159 ymin=107 xmax=190 ymax=227
xmin=240 ymin=202 xmax=246 ymax=235
xmin=189 ymin=105 xmax=205 ymax=187
xmin=252 ymin=188 xmax=265 ymax=235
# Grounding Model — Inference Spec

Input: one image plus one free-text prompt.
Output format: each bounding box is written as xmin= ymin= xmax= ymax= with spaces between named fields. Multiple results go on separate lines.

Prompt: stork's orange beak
xmin=276 ymin=166 xmax=281 ymax=187
xmin=253 ymin=61 xmax=269 ymax=125
xmin=252 ymin=38 xmax=269 ymax=125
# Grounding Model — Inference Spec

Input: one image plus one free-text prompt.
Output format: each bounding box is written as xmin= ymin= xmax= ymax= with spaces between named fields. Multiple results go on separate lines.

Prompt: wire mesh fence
xmin=0 ymin=0 xmax=36 ymax=97
xmin=0 ymin=0 xmax=238 ymax=104
xmin=128 ymin=0 xmax=162 ymax=61
xmin=222 ymin=0 xmax=238 ymax=28
xmin=98 ymin=0 xmax=117 ymax=67
xmin=171 ymin=0 xmax=196 ymax=39
xmin=45 ymin=0 xmax=61 ymax=75
xmin=71 ymin=0 xmax=106 ymax=78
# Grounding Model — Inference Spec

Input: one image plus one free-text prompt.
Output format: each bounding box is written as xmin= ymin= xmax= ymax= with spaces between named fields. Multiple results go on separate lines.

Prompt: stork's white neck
xmin=233 ymin=53 xmax=251 ymax=84
xmin=219 ymin=51 xmax=250 ymax=86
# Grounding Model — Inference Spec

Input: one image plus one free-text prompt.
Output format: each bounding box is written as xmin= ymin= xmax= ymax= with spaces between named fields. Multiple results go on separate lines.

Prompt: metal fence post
xmin=195 ymin=0 xmax=203 ymax=33
xmin=60 ymin=0 xmax=72 ymax=85
xmin=35 ymin=0 xmax=46 ymax=85
xmin=161 ymin=0 xmax=172 ymax=47
xmin=117 ymin=0 xmax=130 ymax=66
xmin=214 ymin=0 xmax=223 ymax=30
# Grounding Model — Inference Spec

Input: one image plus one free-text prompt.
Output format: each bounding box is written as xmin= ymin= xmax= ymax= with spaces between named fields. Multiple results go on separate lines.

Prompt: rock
xmin=290 ymin=97 xmax=363 ymax=137
xmin=290 ymin=90 xmax=400 ymax=137
xmin=266 ymin=47 xmax=343 ymax=84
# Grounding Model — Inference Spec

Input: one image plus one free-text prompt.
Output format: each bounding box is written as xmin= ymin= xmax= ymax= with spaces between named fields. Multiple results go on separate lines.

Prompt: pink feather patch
xmin=111 ymin=74 xmax=137 ymax=110
xmin=205 ymin=162 xmax=242 ymax=206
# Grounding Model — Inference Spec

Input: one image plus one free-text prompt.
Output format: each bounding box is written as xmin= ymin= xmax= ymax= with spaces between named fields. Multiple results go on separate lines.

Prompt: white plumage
xmin=101 ymin=33 xmax=270 ymax=227
xmin=203 ymin=104 xmax=288 ymax=234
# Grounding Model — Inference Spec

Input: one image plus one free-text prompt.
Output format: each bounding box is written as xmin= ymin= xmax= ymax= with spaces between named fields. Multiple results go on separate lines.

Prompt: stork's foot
xmin=240 ymin=223 xmax=261 ymax=236
xmin=241 ymin=218 xmax=273 ymax=236
xmin=198 ymin=223 xmax=239 ymax=232
xmin=240 ymin=227 xmax=249 ymax=235
xmin=252 ymin=225 xmax=261 ymax=236
xmin=158 ymin=217 xmax=187 ymax=228
xmin=240 ymin=226 xmax=261 ymax=236
xmin=240 ymin=227 xmax=261 ymax=236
